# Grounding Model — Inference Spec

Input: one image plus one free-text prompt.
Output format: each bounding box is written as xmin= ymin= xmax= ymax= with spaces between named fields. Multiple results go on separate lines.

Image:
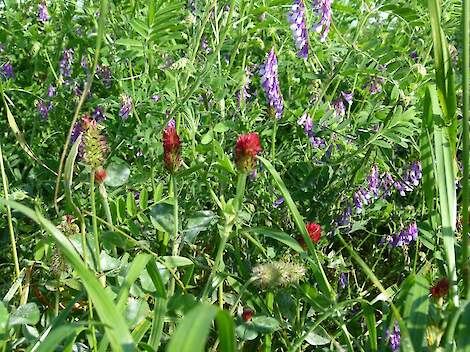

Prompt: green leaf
xmin=33 ymin=325 xmax=85 ymax=352
xmin=403 ymin=275 xmax=429 ymax=350
xmin=250 ymin=316 xmax=280 ymax=333
xmin=105 ymin=162 xmax=131 ymax=187
xmin=250 ymin=227 xmax=304 ymax=253
xmin=150 ymin=202 xmax=174 ymax=234
xmin=184 ymin=210 xmax=215 ymax=243
xmin=235 ymin=323 xmax=258 ymax=341
xmin=9 ymin=303 xmax=39 ymax=326
xmin=161 ymin=256 xmax=193 ymax=268
xmin=362 ymin=302 xmax=377 ymax=351
xmin=167 ymin=303 xmax=235 ymax=352
xmin=305 ymin=326 xmax=330 ymax=346
xmin=456 ymin=301 xmax=470 ymax=351
xmin=0 ymin=301 xmax=8 ymax=334
xmin=125 ymin=299 xmax=150 ymax=329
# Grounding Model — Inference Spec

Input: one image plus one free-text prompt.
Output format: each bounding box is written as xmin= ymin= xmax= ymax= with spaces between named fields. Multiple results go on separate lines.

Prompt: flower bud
xmin=235 ymin=133 xmax=262 ymax=173
xmin=163 ymin=124 xmax=182 ymax=173
xmin=95 ymin=167 xmax=107 ymax=183
xmin=242 ymin=309 xmax=254 ymax=321
xmin=430 ymin=278 xmax=449 ymax=298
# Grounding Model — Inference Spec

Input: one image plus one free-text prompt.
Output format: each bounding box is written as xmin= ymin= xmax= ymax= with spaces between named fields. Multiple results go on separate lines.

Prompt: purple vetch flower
xmin=339 ymin=272 xmax=348 ymax=289
xmin=119 ymin=95 xmax=132 ymax=119
xmin=353 ymin=187 xmax=371 ymax=213
xmin=312 ymin=0 xmax=332 ymax=42
xmin=249 ymin=168 xmax=258 ymax=181
xmin=379 ymin=172 xmax=394 ymax=197
xmin=71 ymin=121 xmax=83 ymax=143
xmin=47 ymin=85 xmax=56 ymax=97
xmin=97 ymin=65 xmax=111 ymax=88
xmin=407 ymin=161 xmax=422 ymax=186
xmin=59 ymin=48 xmax=74 ymax=77
xmin=341 ymin=91 xmax=353 ymax=105
xmin=273 ymin=197 xmax=285 ymax=208
xmin=92 ymin=106 xmax=106 ymax=123
xmin=134 ymin=191 xmax=141 ymax=205
xmin=81 ymin=55 xmax=88 ymax=71
xmin=367 ymin=164 xmax=380 ymax=198
xmin=38 ymin=2 xmax=50 ymax=22
xmin=387 ymin=221 xmax=419 ymax=248
xmin=260 ymin=48 xmax=284 ymax=119
xmin=336 ymin=204 xmax=352 ymax=226
xmin=167 ymin=118 xmax=176 ymax=128
xmin=410 ymin=51 xmax=418 ymax=62
xmin=237 ymin=68 xmax=252 ymax=106
xmin=331 ymin=97 xmax=345 ymax=116
xmin=1 ymin=63 xmax=14 ymax=79
xmin=36 ymin=101 xmax=53 ymax=119
xmin=364 ymin=76 xmax=384 ymax=95
xmin=201 ymin=37 xmax=211 ymax=53
xmin=151 ymin=95 xmax=160 ymax=102
xmin=297 ymin=113 xmax=313 ymax=133
xmin=387 ymin=321 xmax=401 ymax=351
xmin=288 ymin=0 xmax=309 ymax=59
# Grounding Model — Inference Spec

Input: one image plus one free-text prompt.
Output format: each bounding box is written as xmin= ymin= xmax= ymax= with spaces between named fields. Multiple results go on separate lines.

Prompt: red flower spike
xmin=235 ymin=133 xmax=262 ymax=172
xmin=430 ymin=278 xmax=449 ymax=299
xmin=95 ymin=167 xmax=107 ymax=183
xmin=163 ymin=126 xmax=182 ymax=173
xmin=298 ymin=222 xmax=321 ymax=249
xmin=242 ymin=309 xmax=254 ymax=321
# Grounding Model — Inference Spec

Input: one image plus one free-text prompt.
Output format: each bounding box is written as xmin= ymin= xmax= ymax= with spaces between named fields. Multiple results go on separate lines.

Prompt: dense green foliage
xmin=0 ymin=0 xmax=469 ymax=351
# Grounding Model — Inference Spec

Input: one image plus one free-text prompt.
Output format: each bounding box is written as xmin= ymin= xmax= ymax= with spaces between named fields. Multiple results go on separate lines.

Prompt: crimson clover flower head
xmin=242 ymin=309 xmax=254 ymax=321
xmin=259 ymin=48 xmax=284 ymax=119
xmin=288 ymin=0 xmax=309 ymax=59
xmin=312 ymin=0 xmax=332 ymax=42
xmin=430 ymin=278 xmax=449 ymax=298
xmin=298 ymin=222 xmax=321 ymax=249
xmin=235 ymin=133 xmax=262 ymax=173
xmin=163 ymin=124 xmax=182 ymax=173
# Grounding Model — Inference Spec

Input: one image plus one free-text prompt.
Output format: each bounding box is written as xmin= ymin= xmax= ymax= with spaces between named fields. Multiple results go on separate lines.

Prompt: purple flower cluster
xmin=260 ymin=48 xmax=284 ymax=119
xmin=387 ymin=321 xmax=401 ymax=351
xmin=36 ymin=101 xmax=53 ymax=119
xmin=394 ymin=161 xmax=422 ymax=196
xmin=312 ymin=0 xmax=332 ymax=42
xmin=338 ymin=272 xmax=348 ymax=289
xmin=331 ymin=91 xmax=353 ymax=116
xmin=71 ymin=121 xmax=83 ymax=144
xmin=386 ymin=221 xmax=418 ymax=248
xmin=273 ymin=197 xmax=285 ymax=208
xmin=151 ymin=95 xmax=160 ymax=102
xmin=59 ymin=48 xmax=74 ymax=77
xmin=47 ymin=85 xmax=56 ymax=97
xmin=38 ymin=2 xmax=50 ymax=22
xmin=119 ymin=95 xmax=133 ymax=119
xmin=363 ymin=76 xmax=384 ymax=95
xmin=237 ymin=68 xmax=252 ymax=106
xmin=297 ymin=113 xmax=325 ymax=148
xmin=1 ymin=63 xmax=14 ymax=79
xmin=97 ymin=65 xmax=112 ymax=88
xmin=288 ymin=0 xmax=309 ymax=59
xmin=92 ymin=106 xmax=106 ymax=123
xmin=352 ymin=162 xmax=422 ymax=213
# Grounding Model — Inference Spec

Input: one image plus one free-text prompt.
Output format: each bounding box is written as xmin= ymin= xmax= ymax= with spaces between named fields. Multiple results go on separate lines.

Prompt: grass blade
xmin=0 ymin=199 xmax=135 ymax=351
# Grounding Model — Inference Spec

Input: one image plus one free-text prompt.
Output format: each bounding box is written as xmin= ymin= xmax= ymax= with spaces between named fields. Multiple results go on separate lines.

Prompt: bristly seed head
xmin=251 ymin=261 xmax=306 ymax=288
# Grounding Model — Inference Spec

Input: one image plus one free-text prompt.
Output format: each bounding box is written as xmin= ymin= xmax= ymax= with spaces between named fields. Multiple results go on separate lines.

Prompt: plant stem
xmin=201 ymin=232 xmax=229 ymax=301
xmin=271 ymin=119 xmax=278 ymax=160
xmin=90 ymin=171 xmax=101 ymax=272
xmin=169 ymin=175 xmax=179 ymax=296
xmin=235 ymin=172 xmax=247 ymax=212
xmin=0 ymin=142 xmax=21 ymax=291
xmin=462 ymin=0 xmax=470 ymax=298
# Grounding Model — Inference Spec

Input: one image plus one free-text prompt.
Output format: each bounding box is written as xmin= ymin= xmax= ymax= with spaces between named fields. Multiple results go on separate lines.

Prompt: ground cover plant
xmin=0 ymin=0 xmax=470 ymax=350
